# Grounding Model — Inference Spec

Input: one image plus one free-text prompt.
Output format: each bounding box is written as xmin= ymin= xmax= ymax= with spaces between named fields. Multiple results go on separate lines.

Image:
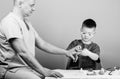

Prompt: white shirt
xmin=0 ymin=12 xmax=37 ymax=66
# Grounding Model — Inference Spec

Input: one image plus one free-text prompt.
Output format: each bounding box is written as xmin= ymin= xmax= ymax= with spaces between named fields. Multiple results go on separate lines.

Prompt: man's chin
xmin=24 ymin=13 xmax=32 ymax=17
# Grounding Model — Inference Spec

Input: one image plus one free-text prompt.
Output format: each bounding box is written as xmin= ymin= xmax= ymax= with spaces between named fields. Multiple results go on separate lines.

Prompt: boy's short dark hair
xmin=82 ymin=19 xmax=96 ymax=28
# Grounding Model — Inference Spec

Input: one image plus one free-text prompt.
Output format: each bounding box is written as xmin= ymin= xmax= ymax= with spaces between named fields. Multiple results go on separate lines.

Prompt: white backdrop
xmin=0 ymin=0 xmax=120 ymax=69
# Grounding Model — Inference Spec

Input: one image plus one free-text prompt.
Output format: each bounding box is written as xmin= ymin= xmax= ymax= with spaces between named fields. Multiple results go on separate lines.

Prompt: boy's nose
xmin=32 ymin=7 xmax=35 ymax=12
xmin=85 ymin=34 xmax=89 ymax=38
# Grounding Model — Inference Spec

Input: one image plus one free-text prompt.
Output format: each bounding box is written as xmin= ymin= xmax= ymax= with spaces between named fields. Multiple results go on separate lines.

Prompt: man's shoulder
xmin=1 ymin=13 xmax=16 ymax=23
xmin=0 ymin=13 xmax=20 ymax=31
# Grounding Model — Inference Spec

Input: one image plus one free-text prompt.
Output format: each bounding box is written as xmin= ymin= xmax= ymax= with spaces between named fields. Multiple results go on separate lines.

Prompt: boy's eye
xmin=89 ymin=34 xmax=92 ymax=36
xmin=30 ymin=4 xmax=35 ymax=7
xmin=82 ymin=32 xmax=93 ymax=36
xmin=83 ymin=33 xmax=85 ymax=34
xmin=82 ymin=33 xmax=86 ymax=34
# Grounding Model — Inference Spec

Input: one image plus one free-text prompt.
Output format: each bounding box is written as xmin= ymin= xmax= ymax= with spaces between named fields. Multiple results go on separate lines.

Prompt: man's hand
xmin=46 ymin=70 xmax=63 ymax=78
xmin=66 ymin=45 xmax=82 ymax=61
xmin=66 ymin=51 xmax=76 ymax=60
xmin=68 ymin=45 xmax=82 ymax=52
xmin=67 ymin=45 xmax=82 ymax=61
xmin=74 ymin=45 xmax=82 ymax=52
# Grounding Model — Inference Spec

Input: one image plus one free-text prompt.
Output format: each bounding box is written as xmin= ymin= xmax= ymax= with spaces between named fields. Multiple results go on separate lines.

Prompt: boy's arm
xmin=80 ymin=44 xmax=100 ymax=61
xmin=81 ymin=48 xmax=99 ymax=60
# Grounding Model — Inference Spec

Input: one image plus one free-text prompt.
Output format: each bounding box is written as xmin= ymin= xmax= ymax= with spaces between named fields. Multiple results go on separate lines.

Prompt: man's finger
xmin=53 ymin=73 xmax=63 ymax=78
xmin=56 ymin=73 xmax=63 ymax=78
xmin=71 ymin=54 xmax=75 ymax=60
xmin=76 ymin=51 xmax=82 ymax=55
xmin=73 ymin=55 xmax=78 ymax=62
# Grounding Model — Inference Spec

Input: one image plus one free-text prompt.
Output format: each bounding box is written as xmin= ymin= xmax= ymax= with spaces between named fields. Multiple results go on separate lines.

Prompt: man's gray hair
xmin=13 ymin=0 xmax=29 ymax=6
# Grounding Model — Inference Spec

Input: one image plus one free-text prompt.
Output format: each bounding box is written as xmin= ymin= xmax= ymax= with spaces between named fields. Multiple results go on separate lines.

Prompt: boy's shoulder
xmin=72 ymin=39 xmax=82 ymax=43
xmin=71 ymin=39 xmax=99 ymax=46
xmin=90 ymin=42 xmax=100 ymax=49
xmin=67 ymin=39 xmax=82 ymax=50
xmin=70 ymin=39 xmax=82 ymax=45
xmin=70 ymin=39 xmax=83 ymax=46
xmin=91 ymin=41 xmax=99 ymax=46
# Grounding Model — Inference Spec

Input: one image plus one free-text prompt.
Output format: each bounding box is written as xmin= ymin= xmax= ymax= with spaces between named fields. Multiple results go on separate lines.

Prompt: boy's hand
xmin=80 ymin=48 xmax=90 ymax=56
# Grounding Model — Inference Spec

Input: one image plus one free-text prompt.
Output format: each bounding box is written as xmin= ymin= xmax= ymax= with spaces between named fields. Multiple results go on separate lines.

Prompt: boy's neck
xmin=82 ymin=40 xmax=92 ymax=45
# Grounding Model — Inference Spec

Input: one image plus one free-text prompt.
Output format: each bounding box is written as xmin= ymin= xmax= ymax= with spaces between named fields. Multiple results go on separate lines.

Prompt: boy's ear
xmin=93 ymin=31 xmax=96 ymax=34
xmin=80 ymin=28 xmax=83 ymax=32
xmin=80 ymin=31 xmax=83 ymax=35
xmin=18 ymin=1 xmax=24 ymax=8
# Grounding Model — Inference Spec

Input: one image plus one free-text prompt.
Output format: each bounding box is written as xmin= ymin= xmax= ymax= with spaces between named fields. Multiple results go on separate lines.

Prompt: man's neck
xmin=12 ymin=6 xmax=24 ymax=20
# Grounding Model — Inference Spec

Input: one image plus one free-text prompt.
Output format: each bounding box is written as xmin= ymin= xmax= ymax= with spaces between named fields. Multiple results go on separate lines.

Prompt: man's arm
xmin=9 ymin=38 xmax=62 ymax=78
xmin=34 ymin=31 xmax=75 ymax=60
xmin=9 ymin=38 xmax=48 ymax=76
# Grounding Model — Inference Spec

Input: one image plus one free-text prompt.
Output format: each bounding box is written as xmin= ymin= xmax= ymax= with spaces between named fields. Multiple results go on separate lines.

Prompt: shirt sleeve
xmin=1 ymin=18 xmax=22 ymax=41
xmin=30 ymin=25 xmax=39 ymax=39
xmin=66 ymin=40 xmax=79 ymax=50
xmin=91 ymin=43 xmax=101 ymax=63
xmin=92 ymin=43 xmax=100 ymax=55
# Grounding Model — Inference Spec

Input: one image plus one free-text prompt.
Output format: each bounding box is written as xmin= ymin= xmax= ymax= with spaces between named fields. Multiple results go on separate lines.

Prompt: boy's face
xmin=80 ymin=26 xmax=96 ymax=42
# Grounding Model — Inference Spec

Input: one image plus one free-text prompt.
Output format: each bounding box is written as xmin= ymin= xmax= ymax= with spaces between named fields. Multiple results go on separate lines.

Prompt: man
xmin=0 ymin=0 xmax=76 ymax=79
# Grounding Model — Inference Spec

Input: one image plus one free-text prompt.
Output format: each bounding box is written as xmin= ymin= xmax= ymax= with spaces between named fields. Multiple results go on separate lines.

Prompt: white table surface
xmin=45 ymin=69 xmax=120 ymax=79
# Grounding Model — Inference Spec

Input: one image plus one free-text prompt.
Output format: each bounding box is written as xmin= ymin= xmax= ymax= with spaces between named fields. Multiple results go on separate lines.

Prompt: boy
xmin=66 ymin=19 xmax=102 ymax=70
